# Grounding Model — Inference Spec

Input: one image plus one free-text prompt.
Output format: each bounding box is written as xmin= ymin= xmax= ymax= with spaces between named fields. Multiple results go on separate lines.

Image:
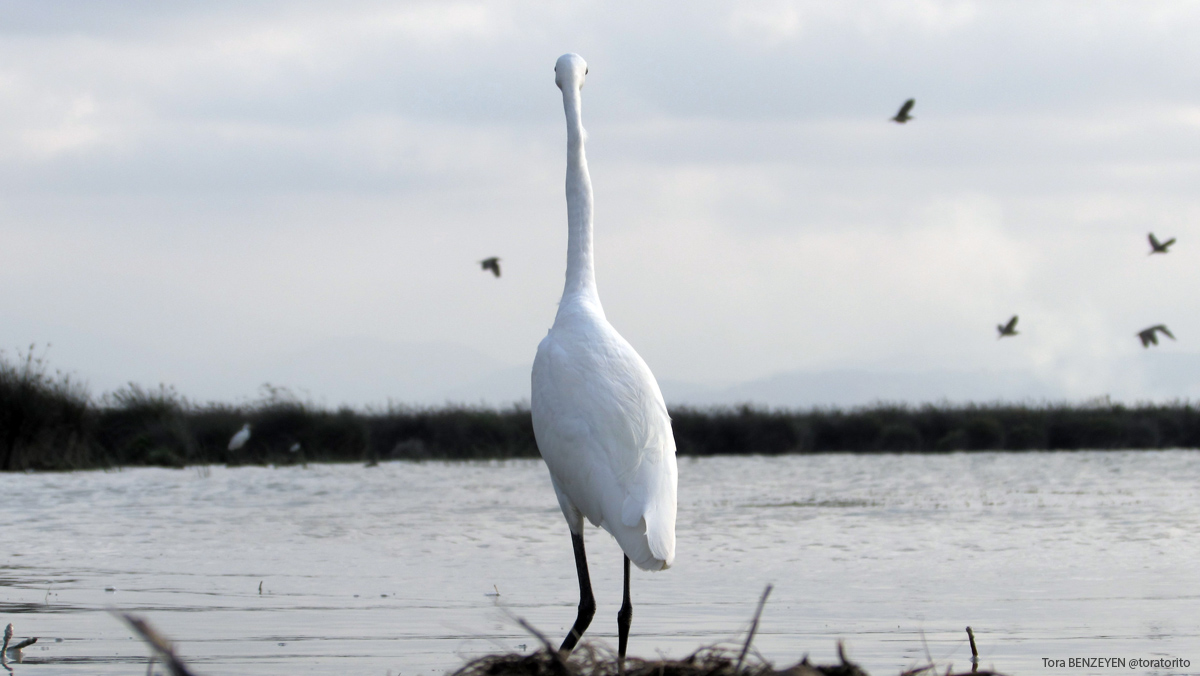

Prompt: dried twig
xmin=114 ymin=612 xmax=197 ymax=676
xmin=965 ymin=627 xmax=978 ymax=673
xmin=734 ymin=584 xmax=772 ymax=673
xmin=919 ymin=629 xmax=933 ymax=666
xmin=514 ymin=617 xmax=571 ymax=675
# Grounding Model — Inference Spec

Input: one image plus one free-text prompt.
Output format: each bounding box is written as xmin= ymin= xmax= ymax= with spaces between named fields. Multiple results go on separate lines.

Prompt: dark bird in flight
xmin=892 ymin=98 xmax=915 ymax=123
xmin=997 ymin=315 xmax=1019 ymax=338
xmin=479 ymin=257 xmax=501 ymax=278
xmin=1137 ymin=324 xmax=1175 ymax=348
xmin=1148 ymin=233 xmax=1175 ymax=254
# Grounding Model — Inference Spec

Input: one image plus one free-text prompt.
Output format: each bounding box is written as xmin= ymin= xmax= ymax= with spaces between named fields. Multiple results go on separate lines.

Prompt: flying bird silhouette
xmin=892 ymin=98 xmax=915 ymax=123
xmin=532 ymin=54 xmax=677 ymax=670
xmin=997 ymin=315 xmax=1019 ymax=338
xmin=1137 ymin=324 xmax=1175 ymax=347
xmin=1148 ymin=233 xmax=1175 ymax=254
xmin=227 ymin=423 xmax=251 ymax=451
xmin=479 ymin=257 xmax=501 ymax=277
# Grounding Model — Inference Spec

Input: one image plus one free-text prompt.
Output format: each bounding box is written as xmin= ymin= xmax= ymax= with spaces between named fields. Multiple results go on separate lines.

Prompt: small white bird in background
xmin=997 ymin=315 xmax=1019 ymax=338
xmin=288 ymin=442 xmax=301 ymax=453
xmin=228 ymin=423 xmax=251 ymax=451
xmin=1148 ymin=233 xmax=1176 ymax=254
xmin=2 ymin=623 xmax=37 ymax=665
xmin=892 ymin=98 xmax=915 ymax=123
xmin=531 ymin=54 xmax=678 ymax=669
xmin=1137 ymin=324 xmax=1175 ymax=348
xmin=479 ymin=257 xmax=501 ymax=277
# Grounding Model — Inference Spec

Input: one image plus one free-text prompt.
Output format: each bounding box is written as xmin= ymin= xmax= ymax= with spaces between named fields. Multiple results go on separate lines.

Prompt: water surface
xmin=1 ymin=451 xmax=1197 ymax=674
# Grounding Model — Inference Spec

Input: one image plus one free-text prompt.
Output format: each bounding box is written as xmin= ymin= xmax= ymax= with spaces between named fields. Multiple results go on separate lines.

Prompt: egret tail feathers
xmin=642 ymin=501 xmax=676 ymax=569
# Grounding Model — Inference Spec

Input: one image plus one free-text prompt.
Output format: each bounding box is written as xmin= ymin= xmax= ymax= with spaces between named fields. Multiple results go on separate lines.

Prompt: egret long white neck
xmin=559 ymin=85 xmax=601 ymax=311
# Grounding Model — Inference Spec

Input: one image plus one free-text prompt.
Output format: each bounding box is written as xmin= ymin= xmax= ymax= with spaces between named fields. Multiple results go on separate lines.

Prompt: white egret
xmin=1137 ymin=324 xmax=1175 ymax=347
xmin=480 ymin=257 xmax=502 ymax=277
xmin=997 ymin=315 xmax=1019 ymax=338
xmin=531 ymin=53 xmax=678 ymax=667
xmin=1148 ymin=233 xmax=1175 ymax=254
xmin=228 ymin=423 xmax=251 ymax=451
xmin=892 ymin=98 xmax=915 ymax=123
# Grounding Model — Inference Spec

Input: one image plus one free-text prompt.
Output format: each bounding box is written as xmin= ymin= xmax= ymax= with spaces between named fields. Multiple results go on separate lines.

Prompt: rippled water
xmin=1 ymin=451 xmax=1198 ymax=675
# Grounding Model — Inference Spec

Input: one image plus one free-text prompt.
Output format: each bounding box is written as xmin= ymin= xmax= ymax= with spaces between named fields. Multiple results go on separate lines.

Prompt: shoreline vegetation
xmin=2 ymin=348 xmax=1199 ymax=472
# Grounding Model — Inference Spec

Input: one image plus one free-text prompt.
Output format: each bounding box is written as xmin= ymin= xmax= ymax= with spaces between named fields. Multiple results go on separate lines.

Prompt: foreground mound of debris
xmin=450 ymin=643 xmax=1001 ymax=676
xmin=450 ymin=644 xmax=849 ymax=676
xmin=110 ymin=589 xmax=1005 ymax=676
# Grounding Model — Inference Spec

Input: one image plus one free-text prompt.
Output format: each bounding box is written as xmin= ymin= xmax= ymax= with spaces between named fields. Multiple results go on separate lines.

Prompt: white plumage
xmin=228 ymin=423 xmax=251 ymax=451
xmin=533 ymin=309 xmax=678 ymax=569
xmin=531 ymin=53 xmax=678 ymax=659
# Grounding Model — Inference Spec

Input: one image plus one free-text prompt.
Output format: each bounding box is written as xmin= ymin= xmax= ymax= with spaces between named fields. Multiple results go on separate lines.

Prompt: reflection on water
xmin=1 ymin=451 xmax=1197 ymax=675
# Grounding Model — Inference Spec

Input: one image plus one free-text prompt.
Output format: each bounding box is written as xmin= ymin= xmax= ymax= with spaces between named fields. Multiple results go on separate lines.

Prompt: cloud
xmin=0 ymin=1 xmax=1199 ymax=405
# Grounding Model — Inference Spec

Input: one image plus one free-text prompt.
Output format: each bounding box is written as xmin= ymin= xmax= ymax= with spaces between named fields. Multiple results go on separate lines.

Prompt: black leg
xmin=559 ymin=531 xmax=595 ymax=654
xmin=617 ymin=554 xmax=632 ymax=670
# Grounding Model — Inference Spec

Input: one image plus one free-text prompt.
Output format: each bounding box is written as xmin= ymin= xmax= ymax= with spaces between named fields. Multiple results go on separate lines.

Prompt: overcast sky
xmin=2 ymin=1 xmax=1200 ymax=408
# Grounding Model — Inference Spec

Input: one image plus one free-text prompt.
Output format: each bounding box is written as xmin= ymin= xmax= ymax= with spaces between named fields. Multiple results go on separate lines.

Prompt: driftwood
xmin=1 ymin=623 xmax=37 ymax=669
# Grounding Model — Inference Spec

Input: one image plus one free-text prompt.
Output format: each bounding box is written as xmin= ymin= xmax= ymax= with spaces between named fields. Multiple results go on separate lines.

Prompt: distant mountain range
xmin=246 ymin=339 xmax=1200 ymax=408
xmin=255 ymin=340 xmax=1065 ymax=408
xmin=657 ymin=368 xmax=1064 ymax=408
xmin=33 ymin=333 xmax=1200 ymax=409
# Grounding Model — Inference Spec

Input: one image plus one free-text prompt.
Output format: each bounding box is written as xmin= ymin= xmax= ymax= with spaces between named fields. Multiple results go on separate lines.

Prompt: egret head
xmin=555 ymin=53 xmax=587 ymax=91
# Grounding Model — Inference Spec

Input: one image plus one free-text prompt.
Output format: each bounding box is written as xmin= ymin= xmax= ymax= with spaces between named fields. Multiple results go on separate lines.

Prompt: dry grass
xmin=448 ymin=643 xmax=872 ymax=676
xmin=449 ymin=643 xmax=1009 ymax=676
xmin=448 ymin=590 xmax=1003 ymax=676
xmin=111 ymin=610 xmax=1007 ymax=676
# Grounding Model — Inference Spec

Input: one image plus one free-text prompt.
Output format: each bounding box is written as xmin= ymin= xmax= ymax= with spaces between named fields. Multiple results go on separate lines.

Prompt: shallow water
xmin=1 ymin=451 xmax=1197 ymax=675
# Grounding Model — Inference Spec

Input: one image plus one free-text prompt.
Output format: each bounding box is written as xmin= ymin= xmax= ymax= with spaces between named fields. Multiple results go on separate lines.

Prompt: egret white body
xmin=531 ymin=53 xmax=678 ymax=662
xmin=228 ymin=423 xmax=251 ymax=451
